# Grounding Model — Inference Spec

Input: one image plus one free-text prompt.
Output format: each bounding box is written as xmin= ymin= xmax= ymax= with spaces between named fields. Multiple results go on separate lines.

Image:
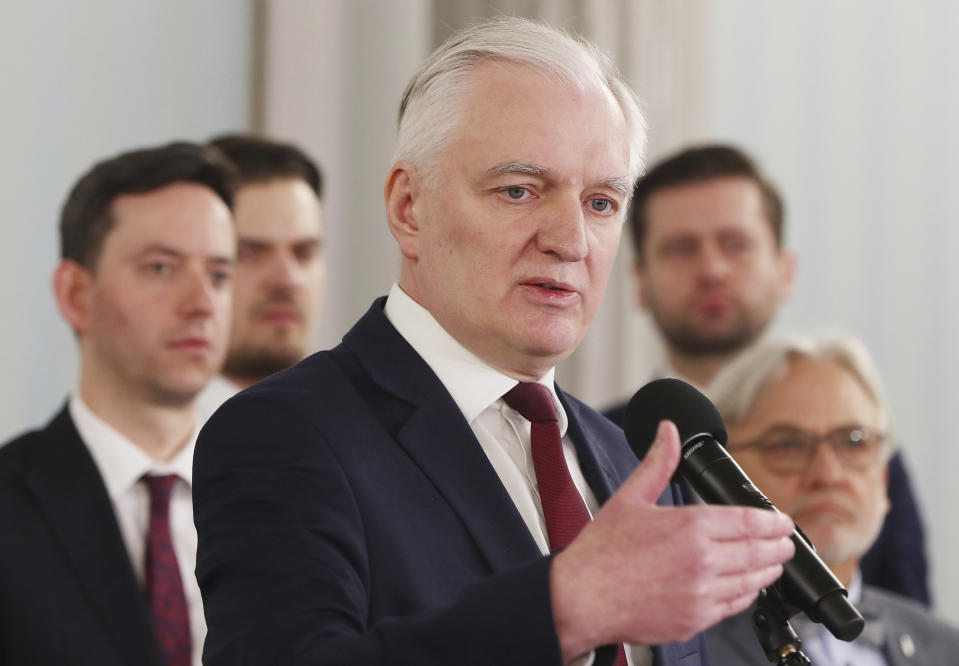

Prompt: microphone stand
xmin=751 ymin=588 xmax=811 ymax=665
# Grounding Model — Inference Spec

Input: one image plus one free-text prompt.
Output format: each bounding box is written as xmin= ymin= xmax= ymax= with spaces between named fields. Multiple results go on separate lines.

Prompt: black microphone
xmin=623 ymin=378 xmax=864 ymax=642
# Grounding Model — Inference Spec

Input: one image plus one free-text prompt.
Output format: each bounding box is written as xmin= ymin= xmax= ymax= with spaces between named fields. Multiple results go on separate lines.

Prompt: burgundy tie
xmin=503 ymin=383 xmax=628 ymax=666
xmin=143 ymin=474 xmax=192 ymax=666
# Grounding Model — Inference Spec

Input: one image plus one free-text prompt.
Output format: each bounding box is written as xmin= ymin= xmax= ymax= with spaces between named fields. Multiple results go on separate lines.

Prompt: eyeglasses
xmin=727 ymin=425 xmax=886 ymax=474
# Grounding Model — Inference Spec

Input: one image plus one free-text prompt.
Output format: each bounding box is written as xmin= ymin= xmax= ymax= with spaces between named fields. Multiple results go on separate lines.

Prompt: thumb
xmin=620 ymin=420 xmax=681 ymax=505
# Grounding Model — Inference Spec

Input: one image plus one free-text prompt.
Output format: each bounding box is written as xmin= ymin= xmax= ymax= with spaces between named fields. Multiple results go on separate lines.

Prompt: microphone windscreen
xmin=623 ymin=378 xmax=728 ymax=462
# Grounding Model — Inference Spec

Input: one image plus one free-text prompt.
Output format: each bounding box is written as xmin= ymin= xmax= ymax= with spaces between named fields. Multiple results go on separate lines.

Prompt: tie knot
xmin=503 ymin=382 xmax=557 ymax=423
xmin=142 ymin=474 xmax=178 ymax=512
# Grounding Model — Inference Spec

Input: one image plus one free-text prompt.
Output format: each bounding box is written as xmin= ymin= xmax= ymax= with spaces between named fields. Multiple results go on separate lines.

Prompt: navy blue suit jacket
xmin=194 ymin=299 xmax=708 ymax=666
xmin=0 ymin=407 xmax=165 ymax=665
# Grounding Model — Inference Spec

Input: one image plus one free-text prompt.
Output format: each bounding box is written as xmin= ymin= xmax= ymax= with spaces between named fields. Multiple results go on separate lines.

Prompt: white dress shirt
xmin=385 ymin=284 xmax=651 ymax=666
xmin=193 ymin=374 xmax=241 ymax=426
xmin=70 ymin=394 xmax=205 ymax=666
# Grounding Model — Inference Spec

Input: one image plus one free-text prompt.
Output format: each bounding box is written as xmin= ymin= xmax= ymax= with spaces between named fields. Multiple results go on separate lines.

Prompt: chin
xmin=517 ymin=321 xmax=583 ymax=355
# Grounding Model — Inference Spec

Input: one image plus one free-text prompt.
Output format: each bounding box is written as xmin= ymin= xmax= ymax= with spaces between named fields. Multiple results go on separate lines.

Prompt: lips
xmin=167 ymin=337 xmax=210 ymax=351
xmin=792 ymin=496 xmax=857 ymax=523
xmin=523 ymin=277 xmax=577 ymax=292
xmin=519 ymin=278 xmax=581 ymax=306
xmin=261 ymin=307 xmax=302 ymax=324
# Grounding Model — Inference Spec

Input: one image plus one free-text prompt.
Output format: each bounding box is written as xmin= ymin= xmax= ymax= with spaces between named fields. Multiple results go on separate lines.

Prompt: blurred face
xmin=392 ymin=62 xmax=631 ymax=379
xmin=222 ymin=178 xmax=324 ymax=385
xmin=79 ymin=182 xmax=235 ymax=405
xmin=636 ymin=177 xmax=793 ymax=356
xmin=726 ymin=357 xmax=889 ymax=581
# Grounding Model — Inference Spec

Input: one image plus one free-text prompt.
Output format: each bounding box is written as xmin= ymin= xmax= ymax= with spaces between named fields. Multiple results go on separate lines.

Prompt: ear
xmin=777 ymin=249 xmax=797 ymax=301
xmin=384 ymin=161 xmax=422 ymax=261
xmin=53 ymin=259 xmax=93 ymax=335
xmin=633 ymin=261 xmax=650 ymax=310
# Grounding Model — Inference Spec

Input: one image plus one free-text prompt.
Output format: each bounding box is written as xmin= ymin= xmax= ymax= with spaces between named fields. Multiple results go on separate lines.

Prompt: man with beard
xmin=0 ymin=142 xmax=236 ymax=665
xmin=705 ymin=334 xmax=959 ymax=665
xmin=613 ymin=144 xmax=795 ymax=390
xmin=194 ymin=135 xmax=325 ymax=423
xmin=604 ymin=144 xmax=929 ymax=606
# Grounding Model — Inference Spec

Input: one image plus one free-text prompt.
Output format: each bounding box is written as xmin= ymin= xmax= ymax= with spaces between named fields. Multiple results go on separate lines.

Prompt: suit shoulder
xmin=212 ymin=348 xmax=355 ymax=417
xmin=0 ymin=425 xmax=49 ymax=473
xmin=865 ymin=586 xmax=959 ymax=644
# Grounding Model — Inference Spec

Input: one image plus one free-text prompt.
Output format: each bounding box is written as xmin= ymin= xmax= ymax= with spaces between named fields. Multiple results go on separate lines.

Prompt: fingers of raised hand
xmin=705 ymin=533 xmax=795 ymax=577
xmin=617 ymin=420 xmax=681 ymax=505
xmin=697 ymin=504 xmax=795 ymax=541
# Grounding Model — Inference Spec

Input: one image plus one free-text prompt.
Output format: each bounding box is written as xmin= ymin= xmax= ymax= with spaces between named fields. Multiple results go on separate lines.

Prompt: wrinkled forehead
xmin=450 ymin=61 xmax=629 ymax=170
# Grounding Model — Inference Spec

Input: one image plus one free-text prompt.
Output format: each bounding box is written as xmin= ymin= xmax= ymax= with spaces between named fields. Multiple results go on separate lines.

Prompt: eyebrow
xmin=484 ymin=161 xmax=630 ymax=197
xmin=600 ymin=176 xmax=631 ymax=197
xmin=134 ymin=245 xmax=184 ymax=260
xmin=485 ymin=161 xmax=550 ymax=178
xmin=238 ymin=235 xmax=322 ymax=246
xmin=135 ymin=244 xmax=234 ymax=264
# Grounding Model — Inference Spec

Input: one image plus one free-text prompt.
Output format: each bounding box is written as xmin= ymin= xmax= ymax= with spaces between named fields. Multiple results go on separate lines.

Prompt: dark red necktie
xmin=143 ymin=474 xmax=192 ymax=666
xmin=503 ymin=383 xmax=628 ymax=666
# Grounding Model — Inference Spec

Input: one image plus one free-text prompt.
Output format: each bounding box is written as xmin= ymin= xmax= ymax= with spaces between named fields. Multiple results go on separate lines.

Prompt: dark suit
xmin=0 ymin=407 xmax=164 ymax=666
xmin=604 ymin=401 xmax=931 ymax=606
xmin=705 ymin=585 xmax=959 ymax=665
xmin=194 ymin=298 xmax=708 ymax=666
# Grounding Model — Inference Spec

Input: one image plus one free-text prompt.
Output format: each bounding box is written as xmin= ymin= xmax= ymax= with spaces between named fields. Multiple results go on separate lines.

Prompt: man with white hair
xmin=704 ymin=334 xmax=959 ymax=665
xmin=194 ymin=17 xmax=795 ymax=666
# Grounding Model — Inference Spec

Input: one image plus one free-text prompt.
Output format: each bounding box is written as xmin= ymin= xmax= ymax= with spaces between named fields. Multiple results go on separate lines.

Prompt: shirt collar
xmin=69 ymin=393 xmax=196 ymax=500
xmin=384 ymin=283 xmax=568 ymax=433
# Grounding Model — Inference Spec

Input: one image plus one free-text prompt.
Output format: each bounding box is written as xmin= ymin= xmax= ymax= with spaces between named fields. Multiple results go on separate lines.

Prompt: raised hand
xmin=551 ymin=420 xmax=795 ymax=663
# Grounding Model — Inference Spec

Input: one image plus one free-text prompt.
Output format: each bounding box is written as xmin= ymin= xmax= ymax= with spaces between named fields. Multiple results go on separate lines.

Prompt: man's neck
xmin=829 ymin=559 xmax=856 ymax=589
xmin=664 ymin=349 xmax=736 ymax=388
xmin=78 ymin=376 xmax=196 ymax=463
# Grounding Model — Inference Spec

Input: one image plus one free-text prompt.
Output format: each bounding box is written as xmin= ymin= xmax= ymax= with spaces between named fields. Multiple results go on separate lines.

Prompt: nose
xmin=803 ymin=439 xmax=846 ymax=484
xmin=536 ymin=195 xmax=588 ymax=262
xmin=265 ymin=250 xmax=306 ymax=292
xmin=698 ymin=241 xmax=732 ymax=283
xmin=179 ymin=267 xmax=217 ymax=318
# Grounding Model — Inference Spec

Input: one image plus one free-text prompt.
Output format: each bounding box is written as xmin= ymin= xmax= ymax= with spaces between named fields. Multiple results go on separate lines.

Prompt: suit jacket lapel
xmin=560 ymin=391 xmax=628 ymax=505
xmin=342 ymin=299 xmax=542 ymax=572
xmin=24 ymin=407 xmax=161 ymax=666
xmin=858 ymin=587 xmax=913 ymax=666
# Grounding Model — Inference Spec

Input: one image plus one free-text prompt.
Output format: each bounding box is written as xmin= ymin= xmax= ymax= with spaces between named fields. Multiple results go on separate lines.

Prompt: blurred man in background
xmin=0 ymin=142 xmax=236 ymax=666
xmin=604 ymin=144 xmax=929 ymax=606
xmin=705 ymin=334 xmax=959 ymax=664
xmin=194 ymin=134 xmax=325 ymax=423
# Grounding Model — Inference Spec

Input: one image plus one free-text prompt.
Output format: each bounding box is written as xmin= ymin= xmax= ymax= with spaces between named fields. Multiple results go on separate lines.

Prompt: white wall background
xmin=3 ymin=0 xmax=957 ymax=625
xmin=0 ymin=0 xmax=254 ymax=440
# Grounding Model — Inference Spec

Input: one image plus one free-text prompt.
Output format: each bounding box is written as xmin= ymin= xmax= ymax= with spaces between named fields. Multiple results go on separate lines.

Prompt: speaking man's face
xmin=77 ymin=182 xmax=235 ymax=405
xmin=636 ymin=177 xmax=793 ymax=357
xmin=726 ymin=357 xmax=889 ymax=582
xmin=393 ymin=61 xmax=631 ymax=379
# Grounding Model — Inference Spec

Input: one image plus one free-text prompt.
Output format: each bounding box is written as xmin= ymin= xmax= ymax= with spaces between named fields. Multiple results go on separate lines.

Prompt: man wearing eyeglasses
xmin=703 ymin=334 xmax=959 ymax=665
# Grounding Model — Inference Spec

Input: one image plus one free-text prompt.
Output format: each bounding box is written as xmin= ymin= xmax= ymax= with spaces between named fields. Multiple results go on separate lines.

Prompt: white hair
xmin=706 ymin=333 xmax=895 ymax=460
xmin=393 ymin=16 xmax=646 ymax=187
